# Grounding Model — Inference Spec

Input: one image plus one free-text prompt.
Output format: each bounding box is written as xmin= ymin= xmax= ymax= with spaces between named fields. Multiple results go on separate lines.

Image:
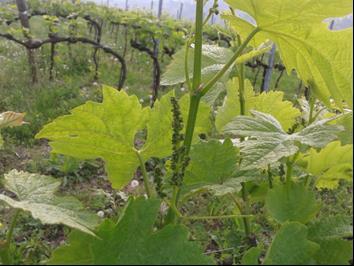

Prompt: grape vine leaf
xmin=0 ymin=170 xmax=98 ymax=236
xmin=241 ymin=247 xmax=261 ymax=265
xmin=0 ymin=111 xmax=26 ymax=148
xmin=264 ymin=222 xmax=319 ymax=265
xmin=223 ymin=111 xmax=343 ymax=169
xmin=161 ymin=43 xmax=271 ymax=86
xmin=215 ymin=78 xmax=300 ymax=132
xmin=185 ymin=139 xmax=238 ymax=186
xmin=201 ymin=82 xmax=226 ymax=106
xmin=335 ymin=112 xmax=353 ymax=145
xmin=0 ymin=111 xmax=26 ymax=128
xmin=307 ymin=215 xmax=353 ymax=241
xmin=300 ymin=141 xmax=353 ymax=189
xmin=236 ymin=41 xmax=272 ymax=65
xmin=36 ymin=87 xmax=148 ymax=189
xmin=140 ymin=90 xmax=175 ymax=161
xmin=224 ymin=0 xmax=353 ymax=108
xmin=36 ymin=86 xmax=211 ymax=189
xmin=49 ymin=197 xmax=214 ymax=265
xmin=312 ymin=239 xmax=353 ymax=265
xmin=307 ymin=216 xmax=353 ymax=265
xmin=141 ymin=91 xmax=211 ymax=160
xmin=265 ymin=182 xmax=320 ymax=224
xmin=180 ymin=93 xmax=212 ymax=142
xmin=161 ymin=45 xmax=232 ymax=86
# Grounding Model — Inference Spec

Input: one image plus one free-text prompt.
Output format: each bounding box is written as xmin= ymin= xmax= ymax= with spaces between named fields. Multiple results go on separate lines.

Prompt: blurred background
xmin=89 ymin=0 xmax=353 ymax=29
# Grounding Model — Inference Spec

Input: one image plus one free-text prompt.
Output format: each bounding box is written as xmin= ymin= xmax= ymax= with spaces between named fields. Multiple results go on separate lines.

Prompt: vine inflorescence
xmin=170 ymin=97 xmax=190 ymax=187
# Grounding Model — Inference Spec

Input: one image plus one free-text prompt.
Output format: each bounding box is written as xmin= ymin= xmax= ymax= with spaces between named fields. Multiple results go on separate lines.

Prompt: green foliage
xmin=300 ymin=141 xmax=353 ymax=189
xmin=179 ymin=94 xmax=212 ymax=142
xmin=307 ymin=215 xmax=353 ymax=240
xmin=266 ymin=182 xmax=320 ymax=224
xmin=223 ymin=111 xmax=343 ymax=169
xmin=215 ymin=78 xmax=301 ymax=132
xmin=308 ymin=216 xmax=353 ymax=265
xmin=36 ymin=86 xmax=148 ymax=189
xmin=161 ymin=45 xmax=233 ymax=86
xmin=264 ymin=222 xmax=319 ymax=265
xmin=312 ymin=239 xmax=353 ymax=265
xmin=224 ymin=0 xmax=353 ymax=108
xmin=162 ymin=43 xmax=272 ymax=87
xmin=185 ymin=139 xmax=237 ymax=186
xmin=241 ymin=247 xmax=261 ymax=265
xmin=49 ymin=197 xmax=213 ymax=265
xmin=335 ymin=112 xmax=353 ymax=145
xmin=0 ymin=170 xmax=98 ymax=235
xmin=0 ymin=0 xmax=353 ymax=265
xmin=36 ymin=86 xmax=211 ymax=189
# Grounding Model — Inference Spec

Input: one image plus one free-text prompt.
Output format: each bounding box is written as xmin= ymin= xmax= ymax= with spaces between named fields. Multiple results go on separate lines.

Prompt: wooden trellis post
xmin=261 ymin=44 xmax=276 ymax=92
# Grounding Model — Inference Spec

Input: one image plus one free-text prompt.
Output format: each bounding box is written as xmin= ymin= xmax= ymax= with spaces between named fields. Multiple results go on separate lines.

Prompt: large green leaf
xmin=203 ymin=171 xmax=257 ymax=197
xmin=224 ymin=0 xmax=353 ymax=108
xmin=307 ymin=216 xmax=353 ymax=265
xmin=161 ymin=43 xmax=271 ymax=87
xmin=335 ymin=112 xmax=353 ymax=145
xmin=241 ymin=247 xmax=261 ymax=265
xmin=300 ymin=141 xmax=353 ymax=189
xmin=295 ymin=117 xmax=345 ymax=148
xmin=36 ymin=86 xmax=211 ymax=189
xmin=142 ymin=92 xmax=211 ymax=160
xmin=312 ymin=239 xmax=353 ymax=265
xmin=49 ymin=198 xmax=213 ymax=265
xmin=0 ymin=170 xmax=98 ymax=236
xmin=36 ymin=86 xmax=148 ymax=189
xmin=223 ymin=111 xmax=343 ymax=169
xmin=161 ymin=45 xmax=232 ymax=86
xmin=307 ymin=216 xmax=353 ymax=241
xmin=264 ymin=222 xmax=319 ymax=265
xmin=215 ymin=78 xmax=254 ymax=132
xmin=265 ymin=182 xmax=320 ymax=224
xmin=215 ymin=78 xmax=300 ymax=132
xmin=184 ymin=139 xmax=238 ymax=186
xmin=141 ymin=90 xmax=175 ymax=161
xmin=179 ymin=93 xmax=212 ymax=142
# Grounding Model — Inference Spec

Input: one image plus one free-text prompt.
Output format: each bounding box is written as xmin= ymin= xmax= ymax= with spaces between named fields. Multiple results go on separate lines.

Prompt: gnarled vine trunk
xmin=16 ymin=0 xmax=38 ymax=84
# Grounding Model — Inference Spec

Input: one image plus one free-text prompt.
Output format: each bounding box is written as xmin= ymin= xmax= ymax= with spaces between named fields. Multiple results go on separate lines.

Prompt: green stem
xmin=267 ymin=164 xmax=273 ymax=189
xmin=168 ymin=1 xmax=205 ymax=224
xmin=184 ymin=94 xmax=202 ymax=153
xmin=183 ymin=0 xmax=205 ymax=154
xmin=237 ymin=54 xmax=252 ymax=238
xmin=304 ymin=174 xmax=311 ymax=188
xmin=184 ymin=0 xmax=216 ymax=91
xmin=241 ymin=184 xmax=251 ymax=237
xmin=201 ymin=28 xmax=259 ymax=96
xmin=6 ymin=210 xmax=20 ymax=248
xmin=286 ymin=159 xmax=293 ymax=186
xmin=191 ymin=0 xmax=204 ymax=93
xmin=171 ymin=186 xmax=181 ymax=216
xmin=184 ymin=40 xmax=192 ymax=90
xmin=135 ymin=150 xmax=152 ymax=198
xmin=286 ymin=152 xmax=299 ymax=186
xmin=202 ymin=0 xmax=217 ymax=26
xmin=308 ymin=95 xmax=315 ymax=125
xmin=1 ymin=209 xmax=21 ymax=265
xmin=238 ymin=64 xmax=246 ymax=116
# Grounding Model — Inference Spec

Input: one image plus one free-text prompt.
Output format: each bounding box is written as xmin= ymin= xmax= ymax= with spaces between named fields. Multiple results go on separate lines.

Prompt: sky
xmin=89 ymin=0 xmax=352 ymax=28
